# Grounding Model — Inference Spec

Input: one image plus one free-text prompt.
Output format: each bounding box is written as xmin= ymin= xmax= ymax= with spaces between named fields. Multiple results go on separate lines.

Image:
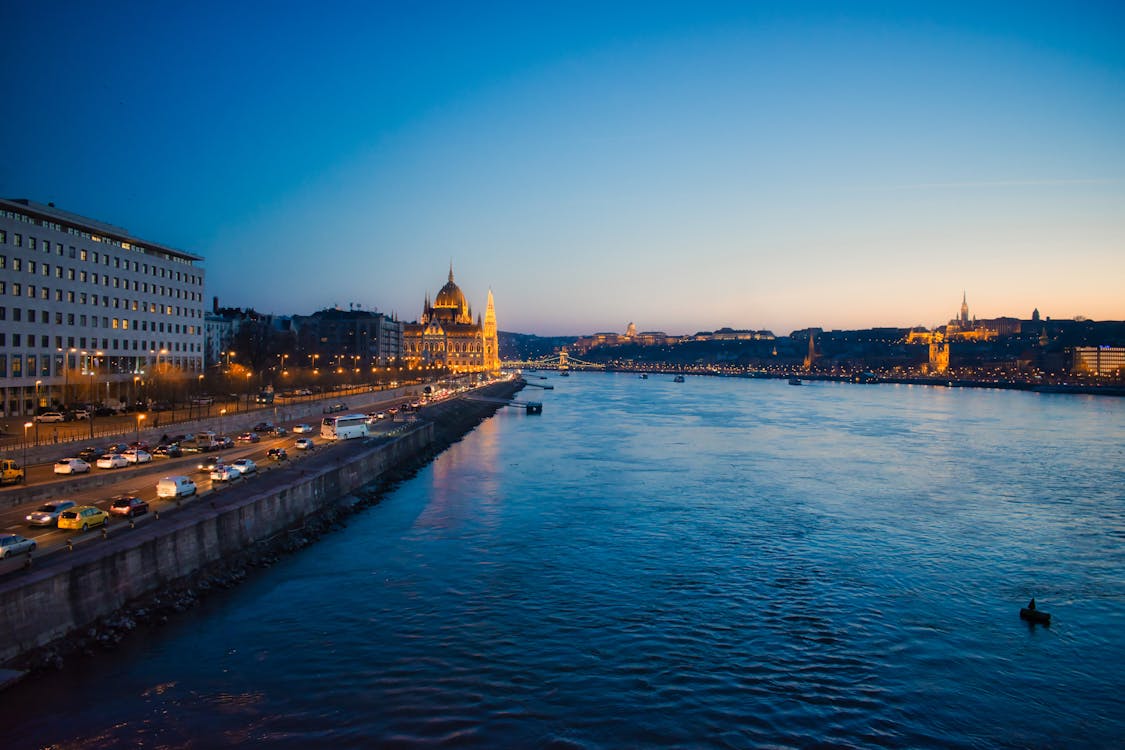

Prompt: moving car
xmin=35 ymin=411 xmax=66 ymax=423
xmin=0 ymin=534 xmax=37 ymax=558
xmin=0 ymin=459 xmax=26 ymax=485
xmin=96 ymin=453 xmax=129 ymax=470
xmin=197 ymin=456 xmax=223 ymax=473
xmin=237 ymin=432 xmax=260 ymax=443
xmin=26 ymin=500 xmax=77 ymax=527
xmin=78 ymin=446 xmax=107 ymax=463
xmin=210 ymin=464 xmax=240 ymax=482
xmin=295 ymin=437 xmax=314 ymax=450
xmin=267 ymin=448 xmax=288 ymax=461
xmin=108 ymin=495 xmax=149 ymax=518
xmin=231 ymin=458 xmax=257 ymax=475
xmin=292 ymin=423 xmax=314 ymax=434
xmin=252 ymin=421 xmax=275 ymax=432
xmin=122 ymin=449 xmax=152 ymax=464
xmin=153 ymin=444 xmax=183 ymax=458
xmin=54 ymin=458 xmax=91 ymax=475
xmin=156 ymin=476 xmax=196 ymax=499
xmin=58 ymin=506 xmax=110 ymax=531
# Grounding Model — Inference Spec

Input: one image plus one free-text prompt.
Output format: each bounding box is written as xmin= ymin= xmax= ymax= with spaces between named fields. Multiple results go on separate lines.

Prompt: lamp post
xmin=59 ymin=346 xmax=75 ymax=407
xmin=57 ymin=348 xmax=65 ymax=406
xmin=88 ymin=352 xmax=103 ymax=439
xmin=158 ymin=348 xmax=169 ymax=405
xmin=34 ymin=381 xmax=41 ymax=445
xmin=196 ymin=374 xmax=205 ymax=419
xmin=23 ymin=421 xmax=32 ymax=470
xmin=220 ymin=407 xmax=226 ymax=436
xmin=136 ymin=413 xmax=145 ymax=444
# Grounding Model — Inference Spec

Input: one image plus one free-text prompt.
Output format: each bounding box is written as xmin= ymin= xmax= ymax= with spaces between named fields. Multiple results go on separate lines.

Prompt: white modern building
xmin=0 ymin=199 xmax=205 ymax=417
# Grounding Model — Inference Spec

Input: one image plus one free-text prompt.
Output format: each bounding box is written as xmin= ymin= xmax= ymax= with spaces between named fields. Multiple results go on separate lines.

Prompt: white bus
xmin=321 ymin=414 xmax=369 ymax=440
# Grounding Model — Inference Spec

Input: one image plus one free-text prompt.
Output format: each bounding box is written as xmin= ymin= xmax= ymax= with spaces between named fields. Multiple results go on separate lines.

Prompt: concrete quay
xmin=0 ymin=378 xmax=524 ymax=673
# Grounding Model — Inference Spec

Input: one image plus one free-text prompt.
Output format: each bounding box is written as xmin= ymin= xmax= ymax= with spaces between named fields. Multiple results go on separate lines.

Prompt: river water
xmin=3 ymin=372 xmax=1124 ymax=749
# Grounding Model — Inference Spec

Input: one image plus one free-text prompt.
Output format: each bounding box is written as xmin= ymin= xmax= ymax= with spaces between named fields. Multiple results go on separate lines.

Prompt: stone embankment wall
xmin=0 ymin=379 xmax=523 ymax=669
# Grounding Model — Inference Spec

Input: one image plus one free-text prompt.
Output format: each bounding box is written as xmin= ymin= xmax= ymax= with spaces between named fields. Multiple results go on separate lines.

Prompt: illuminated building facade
xmin=402 ymin=266 xmax=500 ymax=374
xmin=1071 ymin=346 xmax=1125 ymax=377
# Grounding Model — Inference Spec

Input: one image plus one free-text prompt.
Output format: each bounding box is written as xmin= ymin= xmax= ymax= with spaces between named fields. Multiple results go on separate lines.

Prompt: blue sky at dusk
xmin=3 ymin=1 xmax=1123 ymax=336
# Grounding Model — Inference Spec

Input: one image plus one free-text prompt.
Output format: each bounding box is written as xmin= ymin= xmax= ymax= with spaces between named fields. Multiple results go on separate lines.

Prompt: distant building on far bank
xmin=1070 ymin=346 xmax=1125 ymax=377
xmin=573 ymin=324 xmax=775 ymax=354
xmin=694 ymin=327 xmax=775 ymax=342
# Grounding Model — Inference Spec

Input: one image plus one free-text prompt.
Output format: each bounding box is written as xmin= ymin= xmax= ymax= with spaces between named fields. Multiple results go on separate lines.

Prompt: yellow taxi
xmin=57 ymin=505 xmax=110 ymax=532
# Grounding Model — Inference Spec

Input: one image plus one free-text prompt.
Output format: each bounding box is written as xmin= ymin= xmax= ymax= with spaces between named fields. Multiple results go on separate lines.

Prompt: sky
xmin=3 ymin=1 xmax=1123 ymax=336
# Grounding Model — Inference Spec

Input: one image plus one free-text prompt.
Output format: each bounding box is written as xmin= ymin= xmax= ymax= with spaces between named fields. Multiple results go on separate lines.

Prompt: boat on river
xmin=788 ymin=377 xmax=802 ymax=386
xmin=673 ymin=374 xmax=685 ymax=383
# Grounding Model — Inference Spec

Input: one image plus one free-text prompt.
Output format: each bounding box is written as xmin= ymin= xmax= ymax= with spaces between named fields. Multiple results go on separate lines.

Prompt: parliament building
xmin=403 ymin=265 xmax=499 ymax=374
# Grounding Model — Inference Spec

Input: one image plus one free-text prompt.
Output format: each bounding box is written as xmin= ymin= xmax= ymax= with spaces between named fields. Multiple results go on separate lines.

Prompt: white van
xmin=156 ymin=476 xmax=197 ymax=499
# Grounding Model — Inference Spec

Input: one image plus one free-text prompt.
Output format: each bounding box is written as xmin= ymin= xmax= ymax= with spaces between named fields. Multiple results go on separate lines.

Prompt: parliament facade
xmin=403 ymin=266 xmax=499 ymax=374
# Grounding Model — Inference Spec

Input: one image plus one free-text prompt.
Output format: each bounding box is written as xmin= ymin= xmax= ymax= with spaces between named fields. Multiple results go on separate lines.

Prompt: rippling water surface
xmin=3 ymin=373 xmax=1124 ymax=748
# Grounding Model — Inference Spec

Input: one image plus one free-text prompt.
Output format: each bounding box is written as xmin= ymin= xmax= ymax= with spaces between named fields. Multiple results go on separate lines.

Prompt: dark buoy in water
xmin=1020 ymin=597 xmax=1051 ymax=625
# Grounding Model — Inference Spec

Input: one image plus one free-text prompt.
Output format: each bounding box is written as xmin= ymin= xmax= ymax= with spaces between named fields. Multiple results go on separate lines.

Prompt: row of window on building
xmin=0 ymin=328 xmax=198 ymax=352
xmin=0 ymin=352 xmax=198 ymax=379
xmin=0 ymin=227 xmax=202 ymax=282
xmin=0 ymin=305 xmax=197 ymax=334
xmin=0 ymin=256 xmax=203 ymax=308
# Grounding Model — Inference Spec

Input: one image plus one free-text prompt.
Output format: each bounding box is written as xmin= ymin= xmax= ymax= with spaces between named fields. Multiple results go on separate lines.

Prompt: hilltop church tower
xmin=803 ymin=331 xmax=817 ymax=370
xmin=929 ymin=331 xmax=950 ymax=373
xmin=960 ymin=291 xmax=970 ymax=328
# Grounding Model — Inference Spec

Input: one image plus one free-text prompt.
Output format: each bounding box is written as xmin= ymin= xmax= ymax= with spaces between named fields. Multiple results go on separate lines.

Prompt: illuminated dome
xmin=431 ymin=265 xmax=472 ymax=323
xmin=434 ymin=271 xmax=467 ymax=311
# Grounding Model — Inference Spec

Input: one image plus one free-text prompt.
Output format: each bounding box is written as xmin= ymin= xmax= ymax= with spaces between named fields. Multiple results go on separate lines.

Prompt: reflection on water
xmin=1 ymin=373 xmax=1123 ymax=749
xmin=419 ymin=416 xmax=503 ymax=534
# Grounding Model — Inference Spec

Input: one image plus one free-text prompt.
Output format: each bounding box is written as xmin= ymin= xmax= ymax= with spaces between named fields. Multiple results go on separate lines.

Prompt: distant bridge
xmin=502 ymin=348 xmax=604 ymax=371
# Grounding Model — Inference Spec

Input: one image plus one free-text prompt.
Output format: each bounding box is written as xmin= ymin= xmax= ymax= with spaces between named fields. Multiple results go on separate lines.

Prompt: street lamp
xmin=23 ymin=421 xmax=32 ymax=470
xmin=220 ymin=407 xmax=226 ymax=436
xmin=136 ymin=413 xmax=145 ymax=443
xmin=34 ymin=381 xmax=42 ymax=445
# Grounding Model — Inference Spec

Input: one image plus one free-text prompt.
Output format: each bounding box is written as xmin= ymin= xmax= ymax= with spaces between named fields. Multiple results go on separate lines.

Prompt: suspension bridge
xmin=502 ymin=348 xmax=604 ymax=372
